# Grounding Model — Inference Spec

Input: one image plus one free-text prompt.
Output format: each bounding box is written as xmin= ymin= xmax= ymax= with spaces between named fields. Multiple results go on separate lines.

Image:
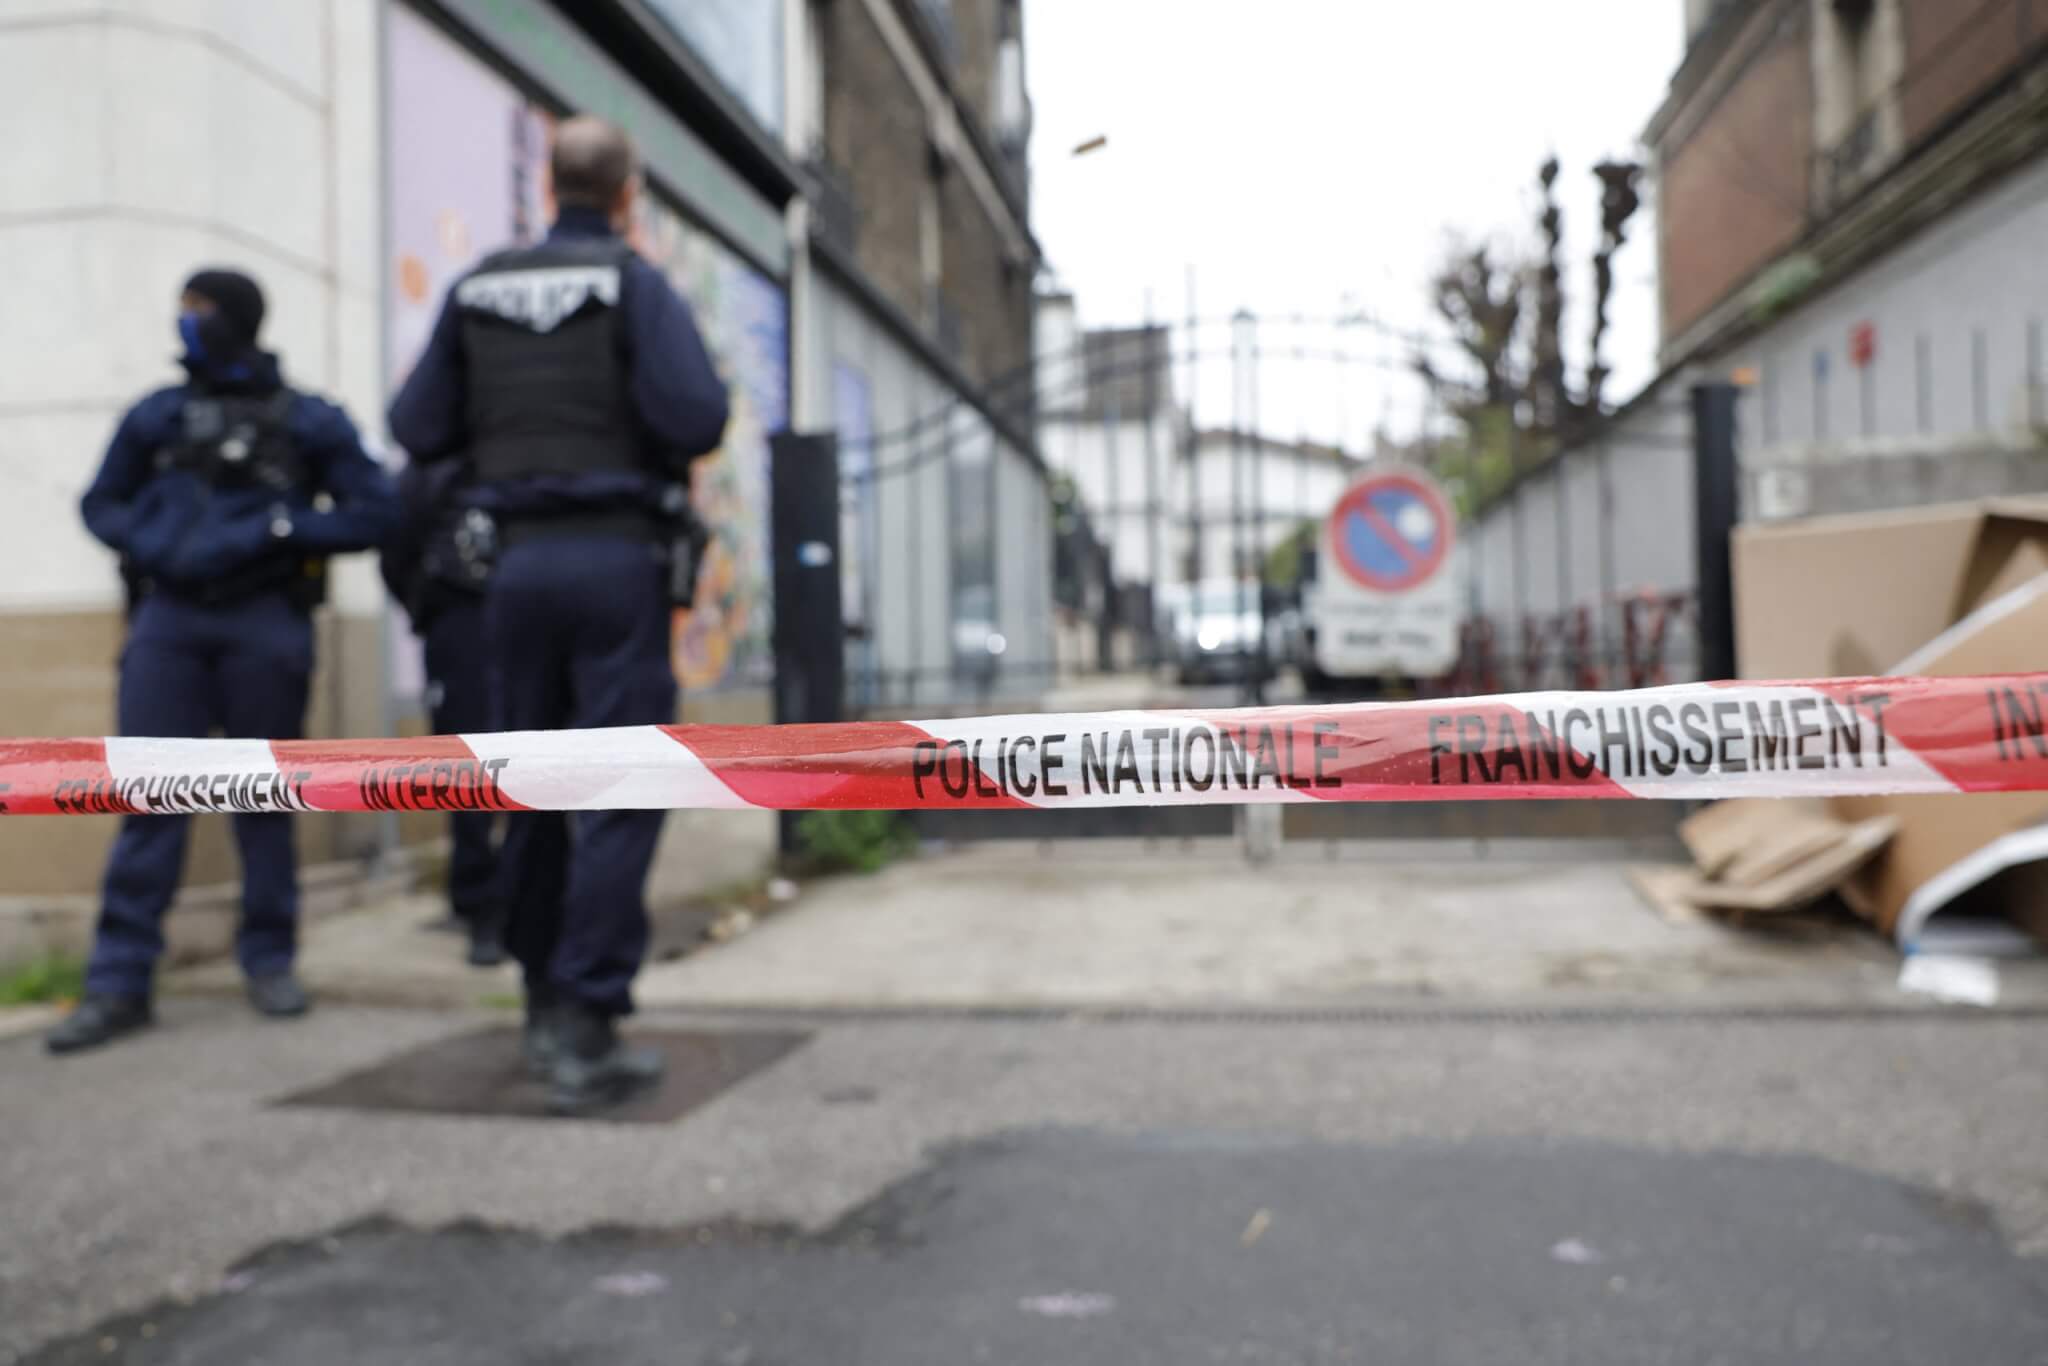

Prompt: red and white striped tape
xmin=5 ymin=675 xmax=2048 ymax=816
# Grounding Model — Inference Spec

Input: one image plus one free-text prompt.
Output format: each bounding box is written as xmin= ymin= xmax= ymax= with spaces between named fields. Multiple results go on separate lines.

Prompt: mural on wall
xmin=383 ymin=6 xmax=789 ymax=696
xmin=383 ymin=5 xmax=551 ymax=698
xmin=631 ymin=196 xmax=788 ymax=691
xmin=387 ymin=7 xmax=551 ymax=386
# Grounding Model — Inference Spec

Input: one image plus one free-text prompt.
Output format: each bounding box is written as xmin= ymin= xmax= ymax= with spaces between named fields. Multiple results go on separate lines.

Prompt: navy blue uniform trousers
xmin=422 ymin=595 xmax=499 ymax=924
xmin=87 ymin=591 xmax=313 ymax=998
xmin=487 ymin=536 xmax=675 ymax=1016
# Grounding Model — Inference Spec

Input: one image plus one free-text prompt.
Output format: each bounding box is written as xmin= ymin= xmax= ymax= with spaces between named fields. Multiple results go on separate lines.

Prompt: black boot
xmin=546 ymin=1005 xmax=663 ymax=1116
xmin=467 ymin=911 xmax=508 ymax=968
xmin=46 ymin=994 xmax=154 ymax=1055
xmin=522 ymin=992 xmax=560 ymax=1081
xmin=246 ymin=972 xmax=310 ymax=1018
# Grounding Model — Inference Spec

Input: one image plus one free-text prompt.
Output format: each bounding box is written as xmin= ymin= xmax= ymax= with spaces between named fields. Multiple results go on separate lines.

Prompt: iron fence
xmin=822 ymin=310 xmax=1732 ymax=714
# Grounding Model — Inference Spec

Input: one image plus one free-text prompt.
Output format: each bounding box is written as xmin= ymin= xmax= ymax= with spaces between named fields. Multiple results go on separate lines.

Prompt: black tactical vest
xmin=159 ymin=389 xmax=305 ymax=493
xmin=137 ymin=388 xmax=323 ymax=611
xmin=455 ymin=237 xmax=641 ymax=484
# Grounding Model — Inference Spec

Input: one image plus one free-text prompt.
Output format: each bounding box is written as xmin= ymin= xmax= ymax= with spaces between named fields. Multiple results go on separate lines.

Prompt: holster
xmin=651 ymin=479 xmax=711 ymax=609
xmin=281 ymin=556 xmax=329 ymax=612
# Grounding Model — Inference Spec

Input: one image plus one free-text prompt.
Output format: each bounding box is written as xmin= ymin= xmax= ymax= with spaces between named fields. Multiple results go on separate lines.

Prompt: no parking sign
xmin=1314 ymin=466 xmax=1463 ymax=679
xmin=1329 ymin=471 xmax=1451 ymax=593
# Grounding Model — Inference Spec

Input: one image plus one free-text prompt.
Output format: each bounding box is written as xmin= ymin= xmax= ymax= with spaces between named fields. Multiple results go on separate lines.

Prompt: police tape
xmin=6 ymin=674 xmax=2048 ymax=817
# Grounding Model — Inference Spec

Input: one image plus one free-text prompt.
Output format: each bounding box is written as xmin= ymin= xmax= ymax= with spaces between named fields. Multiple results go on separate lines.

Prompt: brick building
xmin=1459 ymin=0 xmax=2048 ymax=686
xmin=803 ymin=0 xmax=1036 ymax=396
xmin=1647 ymin=0 xmax=2048 ymax=465
xmin=788 ymin=0 xmax=1050 ymax=710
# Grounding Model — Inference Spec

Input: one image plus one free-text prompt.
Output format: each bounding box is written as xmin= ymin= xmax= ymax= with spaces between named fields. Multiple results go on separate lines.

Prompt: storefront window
xmin=642 ymin=0 xmax=785 ymax=137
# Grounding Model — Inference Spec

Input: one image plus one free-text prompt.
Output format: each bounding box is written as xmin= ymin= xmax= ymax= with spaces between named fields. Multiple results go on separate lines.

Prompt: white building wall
xmin=1729 ymin=153 xmax=2048 ymax=459
xmin=1035 ymin=294 xmax=1082 ymax=398
xmin=1603 ymin=400 xmax=1698 ymax=596
xmin=1518 ymin=473 xmax=1564 ymax=619
xmin=0 ymin=1 xmax=391 ymax=888
xmin=0 ymin=0 xmax=386 ymax=615
xmin=1042 ymin=413 xmax=1175 ymax=587
xmin=1034 ymin=298 xmax=1181 ymax=594
xmin=1473 ymin=507 xmax=1515 ymax=623
xmin=1559 ymin=445 xmax=1606 ymax=615
xmin=1463 ymin=385 xmax=1700 ymax=677
xmin=1181 ymin=434 xmax=1355 ymax=585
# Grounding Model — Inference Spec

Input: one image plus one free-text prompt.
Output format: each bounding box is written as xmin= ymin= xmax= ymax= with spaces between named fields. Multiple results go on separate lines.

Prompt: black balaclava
xmin=179 ymin=268 xmax=267 ymax=374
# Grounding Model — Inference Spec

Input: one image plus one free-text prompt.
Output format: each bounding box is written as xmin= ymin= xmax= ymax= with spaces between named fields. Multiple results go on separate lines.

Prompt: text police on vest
xmin=455 ymin=266 xmax=622 ymax=333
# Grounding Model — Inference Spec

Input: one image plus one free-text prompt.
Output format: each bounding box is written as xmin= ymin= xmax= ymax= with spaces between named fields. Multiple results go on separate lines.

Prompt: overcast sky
xmin=1024 ymin=0 xmax=1686 ymax=444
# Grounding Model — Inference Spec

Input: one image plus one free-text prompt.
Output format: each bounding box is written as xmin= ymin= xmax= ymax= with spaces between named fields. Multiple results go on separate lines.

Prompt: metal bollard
xmin=1240 ymin=803 xmax=1282 ymax=866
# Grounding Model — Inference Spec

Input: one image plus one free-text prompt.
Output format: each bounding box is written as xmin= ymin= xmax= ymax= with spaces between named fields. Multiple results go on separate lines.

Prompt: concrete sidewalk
xmin=135 ymin=839 xmax=2048 ymax=1016
xmin=168 ymin=892 xmax=521 ymax=1008
xmin=635 ymin=842 xmax=2048 ymax=1013
xmin=160 ymin=807 xmax=777 ymax=1008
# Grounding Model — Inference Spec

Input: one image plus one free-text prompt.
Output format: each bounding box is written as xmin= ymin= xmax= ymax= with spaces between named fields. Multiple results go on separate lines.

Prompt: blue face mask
xmin=177 ymin=310 xmax=209 ymax=365
xmin=177 ymin=309 xmax=253 ymax=379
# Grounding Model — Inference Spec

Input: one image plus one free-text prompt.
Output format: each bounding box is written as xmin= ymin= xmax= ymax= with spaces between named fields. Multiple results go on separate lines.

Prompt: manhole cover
xmin=277 ymin=1027 xmax=810 ymax=1124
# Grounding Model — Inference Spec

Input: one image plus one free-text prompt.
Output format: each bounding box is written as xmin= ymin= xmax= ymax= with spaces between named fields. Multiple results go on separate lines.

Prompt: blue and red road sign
xmin=1329 ymin=471 xmax=1452 ymax=593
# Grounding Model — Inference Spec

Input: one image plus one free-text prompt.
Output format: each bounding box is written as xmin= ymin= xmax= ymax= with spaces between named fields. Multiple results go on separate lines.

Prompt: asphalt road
xmin=7 ymin=1002 xmax=2048 ymax=1363
xmin=25 ymin=1130 xmax=2048 ymax=1366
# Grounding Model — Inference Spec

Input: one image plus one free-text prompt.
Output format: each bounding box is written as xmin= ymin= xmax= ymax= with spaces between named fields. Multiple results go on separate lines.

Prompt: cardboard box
xmin=1830 ymin=575 xmax=2048 ymax=943
xmin=1661 ymin=800 xmax=1897 ymax=921
xmin=1731 ymin=497 xmax=2048 ymax=680
xmin=1732 ymin=499 xmax=2048 ymax=947
xmin=1679 ymin=798 xmax=1840 ymax=884
xmin=1680 ymin=817 xmax=1896 ymax=914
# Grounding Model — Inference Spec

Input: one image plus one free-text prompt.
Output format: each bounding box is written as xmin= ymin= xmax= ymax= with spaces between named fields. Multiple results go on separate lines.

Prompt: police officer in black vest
xmin=379 ymin=457 xmax=506 ymax=966
xmin=389 ymin=116 xmax=729 ymax=1114
xmin=48 ymin=268 xmax=401 ymax=1054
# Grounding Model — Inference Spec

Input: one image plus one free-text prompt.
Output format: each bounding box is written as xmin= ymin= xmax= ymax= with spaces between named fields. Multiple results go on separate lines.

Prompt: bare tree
xmin=1414 ymin=238 xmax=1528 ymax=508
xmin=1414 ymin=240 xmax=1525 ymax=416
xmin=1420 ymin=156 xmax=1645 ymax=512
xmin=1585 ymin=159 xmax=1643 ymax=415
xmin=1529 ymin=156 xmax=1571 ymax=439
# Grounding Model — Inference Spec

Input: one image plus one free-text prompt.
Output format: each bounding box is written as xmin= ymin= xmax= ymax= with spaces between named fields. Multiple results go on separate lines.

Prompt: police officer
xmin=379 ymin=457 xmax=506 ymax=966
xmin=48 ymin=268 xmax=401 ymax=1054
xmin=388 ymin=115 xmax=729 ymax=1114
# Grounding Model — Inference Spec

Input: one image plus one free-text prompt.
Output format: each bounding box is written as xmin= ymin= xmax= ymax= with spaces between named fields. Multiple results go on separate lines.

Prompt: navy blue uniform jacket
xmin=81 ymin=355 xmax=400 ymax=588
xmin=385 ymin=207 xmax=730 ymax=509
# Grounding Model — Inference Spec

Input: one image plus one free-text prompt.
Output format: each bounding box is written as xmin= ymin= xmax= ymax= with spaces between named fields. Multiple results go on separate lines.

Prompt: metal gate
xmin=799 ymin=310 xmax=1720 ymax=849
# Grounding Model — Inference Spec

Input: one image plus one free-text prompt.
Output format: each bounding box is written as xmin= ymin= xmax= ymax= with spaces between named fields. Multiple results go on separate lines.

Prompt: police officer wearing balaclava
xmin=389 ymin=115 xmax=729 ymax=1115
xmin=47 ymin=268 xmax=401 ymax=1054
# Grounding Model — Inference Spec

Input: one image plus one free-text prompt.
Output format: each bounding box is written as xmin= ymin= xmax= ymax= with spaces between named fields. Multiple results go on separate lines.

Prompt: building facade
xmin=788 ymin=0 xmax=1050 ymax=709
xmin=1458 ymin=0 xmax=2048 ymax=691
xmin=1034 ymin=298 xmax=1364 ymax=663
xmin=0 ymin=0 xmax=1048 ymax=897
xmin=1034 ymin=299 xmax=1179 ymax=593
xmin=1179 ymin=431 xmax=1360 ymax=588
xmin=1650 ymin=0 xmax=2048 ymax=476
